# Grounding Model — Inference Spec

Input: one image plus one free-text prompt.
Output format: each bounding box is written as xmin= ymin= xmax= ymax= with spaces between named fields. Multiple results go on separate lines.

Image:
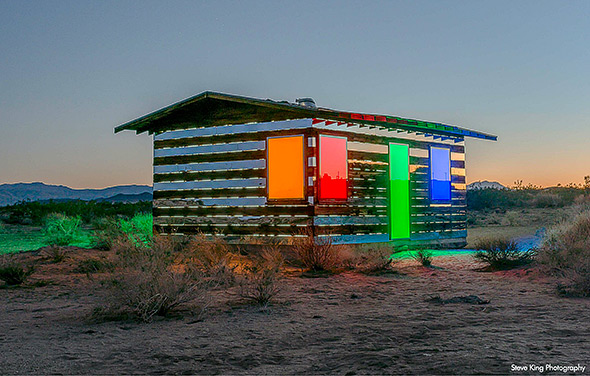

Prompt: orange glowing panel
xmin=267 ymin=135 xmax=304 ymax=200
xmin=319 ymin=135 xmax=348 ymax=200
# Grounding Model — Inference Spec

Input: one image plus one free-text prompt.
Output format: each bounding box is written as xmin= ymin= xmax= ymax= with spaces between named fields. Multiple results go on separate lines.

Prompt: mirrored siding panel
xmin=389 ymin=143 xmax=410 ymax=239
xmin=430 ymin=146 xmax=451 ymax=201
xmin=267 ymin=135 xmax=305 ymax=200
xmin=319 ymin=135 xmax=348 ymax=200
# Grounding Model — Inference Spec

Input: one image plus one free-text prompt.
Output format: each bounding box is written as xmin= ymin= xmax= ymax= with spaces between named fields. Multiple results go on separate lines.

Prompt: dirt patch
xmin=0 ymin=250 xmax=589 ymax=374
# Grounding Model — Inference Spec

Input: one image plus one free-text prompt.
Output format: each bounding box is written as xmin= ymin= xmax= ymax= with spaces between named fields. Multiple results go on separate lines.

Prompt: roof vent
xmin=295 ymin=97 xmax=317 ymax=109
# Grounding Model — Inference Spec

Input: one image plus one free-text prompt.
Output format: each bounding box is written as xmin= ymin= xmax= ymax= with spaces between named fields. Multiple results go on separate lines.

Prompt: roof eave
xmin=114 ymin=91 xmax=318 ymax=134
xmin=114 ymin=91 xmax=497 ymax=141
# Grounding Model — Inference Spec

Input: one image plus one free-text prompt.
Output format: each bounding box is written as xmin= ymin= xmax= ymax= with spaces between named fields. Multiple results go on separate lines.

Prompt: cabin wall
xmin=311 ymin=120 xmax=466 ymax=247
xmin=152 ymin=119 xmax=314 ymax=240
xmin=151 ymin=118 xmax=467 ymax=248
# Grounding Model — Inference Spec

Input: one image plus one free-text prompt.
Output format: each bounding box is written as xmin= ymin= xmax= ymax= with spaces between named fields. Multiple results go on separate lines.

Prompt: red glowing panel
xmin=319 ymin=135 xmax=348 ymax=200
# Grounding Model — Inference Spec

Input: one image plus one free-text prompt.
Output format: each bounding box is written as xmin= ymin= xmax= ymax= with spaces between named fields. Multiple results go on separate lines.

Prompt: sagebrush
xmin=91 ymin=217 xmax=123 ymax=251
xmin=473 ymin=237 xmax=535 ymax=270
xmin=118 ymin=213 xmax=153 ymax=248
xmin=182 ymin=234 xmax=236 ymax=285
xmin=292 ymin=229 xmax=342 ymax=272
xmin=538 ymin=208 xmax=590 ymax=297
xmin=43 ymin=214 xmax=83 ymax=246
xmin=238 ymin=246 xmax=284 ymax=306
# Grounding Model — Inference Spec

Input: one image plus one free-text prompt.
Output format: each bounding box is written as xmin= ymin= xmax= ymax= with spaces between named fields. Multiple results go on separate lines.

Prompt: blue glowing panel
xmin=430 ymin=147 xmax=451 ymax=201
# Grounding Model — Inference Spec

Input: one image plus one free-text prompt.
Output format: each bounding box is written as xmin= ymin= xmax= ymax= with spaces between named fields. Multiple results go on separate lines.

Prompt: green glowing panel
xmin=389 ymin=143 xmax=410 ymax=239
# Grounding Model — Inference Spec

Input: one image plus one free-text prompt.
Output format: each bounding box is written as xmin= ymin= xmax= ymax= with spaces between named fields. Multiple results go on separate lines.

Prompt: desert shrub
xmin=412 ymin=250 xmax=433 ymax=267
xmin=473 ymin=237 xmax=535 ymax=270
xmin=41 ymin=246 xmax=67 ymax=263
xmin=532 ymin=192 xmax=563 ymax=208
xmin=43 ymin=214 xmax=83 ymax=246
xmin=556 ymin=263 xmax=590 ymax=297
xmin=292 ymin=229 xmax=342 ymax=272
xmin=119 ymin=213 xmax=153 ymax=248
xmin=0 ymin=255 xmax=34 ymax=285
xmin=182 ymin=234 xmax=236 ymax=285
xmin=238 ymin=246 xmax=284 ymax=306
xmin=502 ymin=211 xmax=522 ymax=226
xmin=91 ymin=217 xmax=124 ymax=250
xmin=349 ymin=245 xmax=396 ymax=274
xmin=538 ymin=210 xmax=590 ymax=296
xmin=76 ymin=258 xmax=114 ymax=274
xmin=466 ymin=186 xmax=582 ymax=211
xmin=101 ymin=235 xmax=212 ymax=322
xmin=467 ymin=188 xmax=525 ymax=210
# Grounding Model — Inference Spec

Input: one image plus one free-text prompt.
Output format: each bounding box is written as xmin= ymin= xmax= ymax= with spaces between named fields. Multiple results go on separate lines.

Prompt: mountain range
xmin=0 ymin=182 xmax=152 ymax=206
xmin=466 ymin=181 xmax=507 ymax=190
xmin=0 ymin=180 xmax=506 ymax=206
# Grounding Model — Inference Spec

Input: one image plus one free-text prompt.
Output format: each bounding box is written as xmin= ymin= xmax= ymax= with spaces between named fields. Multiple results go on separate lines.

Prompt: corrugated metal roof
xmin=115 ymin=91 xmax=497 ymax=141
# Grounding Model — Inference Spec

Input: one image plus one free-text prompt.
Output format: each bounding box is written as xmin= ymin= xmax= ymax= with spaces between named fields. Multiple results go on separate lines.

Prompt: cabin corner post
xmin=307 ymin=128 xmax=319 ymax=240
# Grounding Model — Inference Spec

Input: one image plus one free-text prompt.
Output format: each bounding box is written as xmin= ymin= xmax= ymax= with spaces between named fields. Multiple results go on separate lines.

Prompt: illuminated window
xmin=319 ymin=135 xmax=348 ymax=200
xmin=430 ymin=146 xmax=451 ymax=201
xmin=267 ymin=135 xmax=304 ymax=200
xmin=389 ymin=143 xmax=410 ymax=239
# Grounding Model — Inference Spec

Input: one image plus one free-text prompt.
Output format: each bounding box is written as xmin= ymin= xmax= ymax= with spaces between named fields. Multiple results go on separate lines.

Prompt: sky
xmin=1 ymin=0 xmax=589 ymax=189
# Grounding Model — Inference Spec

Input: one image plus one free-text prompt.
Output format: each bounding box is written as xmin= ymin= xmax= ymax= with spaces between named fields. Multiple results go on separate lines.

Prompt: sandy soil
xmin=1 ymin=250 xmax=589 ymax=375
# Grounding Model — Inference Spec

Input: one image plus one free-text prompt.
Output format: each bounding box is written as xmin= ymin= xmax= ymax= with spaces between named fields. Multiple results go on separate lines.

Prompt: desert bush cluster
xmin=538 ymin=208 xmax=590 ymax=297
xmin=0 ymin=200 xmax=151 ymax=226
xmin=95 ymin=234 xmax=287 ymax=321
xmin=89 ymin=227 xmax=408 ymax=321
xmin=99 ymin=236 xmax=215 ymax=322
xmin=467 ymin=185 xmax=588 ymax=211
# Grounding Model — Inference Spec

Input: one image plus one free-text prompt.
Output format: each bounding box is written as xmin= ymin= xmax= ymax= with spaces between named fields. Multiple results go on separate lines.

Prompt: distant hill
xmin=467 ymin=181 xmax=508 ymax=190
xmin=95 ymin=192 xmax=153 ymax=203
xmin=0 ymin=182 xmax=152 ymax=206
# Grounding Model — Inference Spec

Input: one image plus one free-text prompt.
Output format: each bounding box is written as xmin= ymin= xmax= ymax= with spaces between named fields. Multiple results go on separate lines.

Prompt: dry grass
xmin=238 ymin=246 xmax=284 ymax=306
xmin=538 ymin=208 xmax=590 ymax=297
xmin=41 ymin=246 xmax=68 ymax=263
xmin=292 ymin=228 xmax=343 ymax=272
xmin=75 ymin=257 xmax=114 ymax=274
xmin=182 ymin=234 xmax=236 ymax=286
xmin=344 ymin=245 xmax=396 ymax=275
xmin=0 ymin=254 xmax=34 ymax=286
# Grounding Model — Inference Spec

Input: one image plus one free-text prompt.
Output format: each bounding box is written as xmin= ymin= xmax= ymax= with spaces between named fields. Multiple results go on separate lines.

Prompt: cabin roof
xmin=115 ymin=91 xmax=497 ymax=141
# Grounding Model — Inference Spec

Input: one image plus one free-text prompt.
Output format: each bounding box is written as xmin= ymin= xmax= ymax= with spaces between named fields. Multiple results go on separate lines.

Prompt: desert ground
xmin=1 ymin=246 xmax=588 ymax=375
